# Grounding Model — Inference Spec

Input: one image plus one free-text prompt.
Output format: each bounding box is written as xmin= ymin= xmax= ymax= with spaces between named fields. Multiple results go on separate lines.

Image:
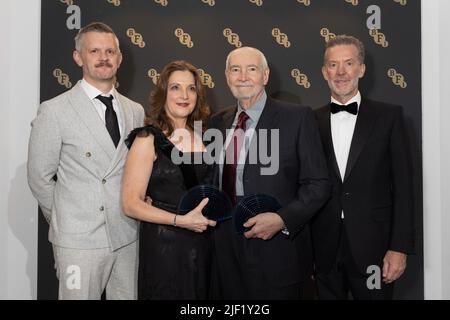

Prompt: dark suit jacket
xmin=210 ymin=97 xmax=330 ymax=297
xmin=312 ymin=98 xmax=415 ymax=274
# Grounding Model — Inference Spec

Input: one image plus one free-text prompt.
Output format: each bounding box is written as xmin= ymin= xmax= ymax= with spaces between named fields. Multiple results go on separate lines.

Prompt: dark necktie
xmin=222 ymin=111 xmax=249 ymax=206
xmin=96 ymin=95 xmax=120 ymax=148
xmin=330 ymin=102 xmax=358 ymax=115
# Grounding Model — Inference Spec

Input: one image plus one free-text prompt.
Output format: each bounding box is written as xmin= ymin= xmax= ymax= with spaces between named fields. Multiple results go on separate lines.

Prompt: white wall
xmin=0 ymin=0 xmax=41 ymax=299
xmin=423 ymin=0 xmax=450 ymax=300
xmin=441 ymin=0 xmax=450 ymax=299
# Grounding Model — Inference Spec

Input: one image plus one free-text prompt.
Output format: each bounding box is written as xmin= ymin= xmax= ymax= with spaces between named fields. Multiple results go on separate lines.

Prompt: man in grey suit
xmin=27 ymin=22 xmax=145 ymax=299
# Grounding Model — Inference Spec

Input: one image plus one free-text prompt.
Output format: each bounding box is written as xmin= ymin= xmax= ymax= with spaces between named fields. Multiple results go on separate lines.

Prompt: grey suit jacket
xmin=28 ymin=81 xmax=145 ymax=251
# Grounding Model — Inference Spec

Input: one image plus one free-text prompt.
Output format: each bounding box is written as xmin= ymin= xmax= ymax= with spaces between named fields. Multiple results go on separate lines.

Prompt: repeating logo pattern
xmin=297 ymin=0 xmax=311 ymax=6
xmin=272 ymin=28 xmax=291 ymax=48
xmin=249 ymin=0 xmax=263 ymax=6
xmin=223 ymin=28 xmax=243 ymax=48
xmin=154 ymin=0 xmax=168 ymax=7
xmin=148 ymin=68 xmax=161 ymax=85
xmin=127 ymin=28 xmax=146 ymax=48
xmin=394 ymin=0 xmax=407 ymax=6
xmin=320 ymin=28 xmax=336 ymax=42
xmin=54 ymin=3 xmax=417 ymax=93
xmin=198 ymin=69 xmax=215 ymax=89
xmin=369 ymin=28 xmax=389 ymax=48
xmin=175 ymin=28 xmax=194 ymax=48
xmin=53 ymin=68 xmax=72 ymax=89
xmin=345 ymin=0 xmax=359 ymax=6
xmin=107 ymin=0 xmax=120 ymax=7
xmin=291 ymin=69 xmax=311 ymax=89
xmin=201 ymin=0 xmax=215 ymax=6
xmin=388 ymin=68 xmax=407 ymax=89
xmin=52 ymin=1 xmax=420 ymax=103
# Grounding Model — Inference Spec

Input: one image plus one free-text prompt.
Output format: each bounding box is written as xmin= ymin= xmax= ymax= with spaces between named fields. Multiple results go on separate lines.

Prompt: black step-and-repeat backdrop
xmin=39 ymin=0 xmax=422 ymax=299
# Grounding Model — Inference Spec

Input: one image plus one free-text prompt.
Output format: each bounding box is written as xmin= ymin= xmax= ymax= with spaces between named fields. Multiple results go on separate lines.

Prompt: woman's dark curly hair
xmin=145 ymin=60 xmax=211 ymax=136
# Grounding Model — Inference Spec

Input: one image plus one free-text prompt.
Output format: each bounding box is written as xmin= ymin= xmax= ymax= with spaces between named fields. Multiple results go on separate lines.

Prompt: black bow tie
xmin=330 ymin=102 xmax=358 ymax=115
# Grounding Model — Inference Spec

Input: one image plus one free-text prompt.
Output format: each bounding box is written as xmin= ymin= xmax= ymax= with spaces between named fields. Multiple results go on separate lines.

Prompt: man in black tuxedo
xmin=312 ymin=35 xmax=415 ymax=300
xmin=210 ymin=47 xmax=330 ymax=299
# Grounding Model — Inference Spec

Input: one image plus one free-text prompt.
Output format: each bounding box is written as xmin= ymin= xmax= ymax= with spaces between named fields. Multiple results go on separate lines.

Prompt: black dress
xmin=126 ymin=125 xmax=214 ymax=300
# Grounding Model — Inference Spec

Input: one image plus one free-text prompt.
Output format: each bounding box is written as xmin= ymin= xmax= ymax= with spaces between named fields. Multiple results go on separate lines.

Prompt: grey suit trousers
xmin=53 ymin=241 xmax=138 ymax=300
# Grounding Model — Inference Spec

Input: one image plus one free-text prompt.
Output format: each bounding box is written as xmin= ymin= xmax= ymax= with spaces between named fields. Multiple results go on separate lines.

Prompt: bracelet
xmin=173 ymin=214 xmax=177 ymax=227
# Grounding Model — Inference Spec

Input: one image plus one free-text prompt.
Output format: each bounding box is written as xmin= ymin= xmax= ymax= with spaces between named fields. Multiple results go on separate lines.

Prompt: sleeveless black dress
xmin=126 ymin=125 xmax=214 ymax=300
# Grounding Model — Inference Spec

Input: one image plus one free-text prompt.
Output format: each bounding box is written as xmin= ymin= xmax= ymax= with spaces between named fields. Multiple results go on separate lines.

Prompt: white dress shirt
xmin=80 ymin=79 xmax=123 ymax=135
xmin=330 ymin=91 xmax=361 ymax=218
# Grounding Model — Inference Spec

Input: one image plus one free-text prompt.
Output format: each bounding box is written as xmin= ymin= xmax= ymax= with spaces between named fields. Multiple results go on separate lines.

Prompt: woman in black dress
xmin=122 ymin=60 xmax=216 ymax=299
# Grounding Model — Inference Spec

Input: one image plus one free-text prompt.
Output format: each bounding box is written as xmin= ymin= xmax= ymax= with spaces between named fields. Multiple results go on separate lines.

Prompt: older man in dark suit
xmin=210 ymin=47 xmax=330 ymax=299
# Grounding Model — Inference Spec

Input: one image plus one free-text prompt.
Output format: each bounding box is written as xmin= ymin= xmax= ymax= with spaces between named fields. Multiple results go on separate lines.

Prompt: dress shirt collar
xmin=237 ymin=90 xmax=267 ymax=122
xmin=81 ymin=79 xmax=117 ymax=101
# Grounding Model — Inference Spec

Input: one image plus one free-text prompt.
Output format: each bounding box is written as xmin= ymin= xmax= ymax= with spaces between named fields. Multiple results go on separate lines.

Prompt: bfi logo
xmin=175 ymin=28 xmax=194 ymax=48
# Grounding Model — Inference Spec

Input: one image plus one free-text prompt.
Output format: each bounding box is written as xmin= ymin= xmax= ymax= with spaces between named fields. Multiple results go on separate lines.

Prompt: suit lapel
xmin=220 ymin=107 xmax=237 ymax=137
xmin=68 ymin=82 xmax=116 ymax=160
xmin=317 ymin=106 xmax=341 ymax=181
xmin=344 ymin=99 xmax=377 ymax=182
xmin=253 ymin=98 xmax=280 ymax=132
xmin=244 ymin=98 xmax=280 ymax=175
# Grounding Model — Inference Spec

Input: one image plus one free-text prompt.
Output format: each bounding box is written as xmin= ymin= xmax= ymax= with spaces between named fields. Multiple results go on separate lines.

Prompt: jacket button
xmin=344 ymin=192 xmax=350 ymax=196
xmin=86 ymin=152 xmax=92 ymax=158
xmin=99 ymin=206 xmax=104 ymax=212
xmin=102 ymin=179 xmax=107 ymax=184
